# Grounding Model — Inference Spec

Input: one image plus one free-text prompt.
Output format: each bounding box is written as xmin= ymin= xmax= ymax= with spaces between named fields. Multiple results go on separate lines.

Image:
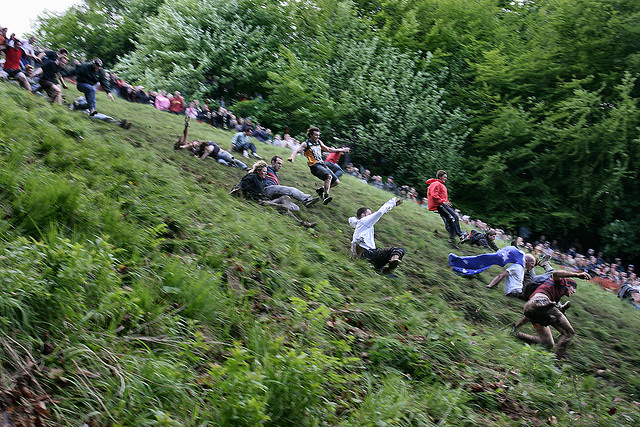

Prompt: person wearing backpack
xmin=512 ymin=270 xmax=591 ymax=359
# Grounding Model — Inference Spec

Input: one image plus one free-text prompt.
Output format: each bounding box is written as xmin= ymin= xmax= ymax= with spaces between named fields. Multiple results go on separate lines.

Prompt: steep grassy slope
xmin=1 ymin=84 xmax=639 ymax=426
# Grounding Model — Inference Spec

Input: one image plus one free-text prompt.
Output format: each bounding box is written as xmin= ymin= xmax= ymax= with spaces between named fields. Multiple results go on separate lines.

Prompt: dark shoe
xmin=316 ymin=188 xmax=324 ymax=197
xmin=510 ymin=323 xmax=518 ymax=337
xmin=322 ymin=194 xmax=332 ymax=205
xmin=303 ymin=197 xmax=320 ymax=208
xmin=89 ymin=109 xmax=98 ymax=116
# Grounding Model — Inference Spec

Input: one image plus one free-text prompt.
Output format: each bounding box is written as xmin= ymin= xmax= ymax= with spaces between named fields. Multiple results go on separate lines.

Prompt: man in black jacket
xmin=73 ymin=58 xmax=114 ymax=115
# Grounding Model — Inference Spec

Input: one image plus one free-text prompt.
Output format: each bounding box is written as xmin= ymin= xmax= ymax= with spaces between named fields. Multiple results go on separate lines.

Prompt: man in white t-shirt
xmin=487 ymin=254 xmax=536 ymax=299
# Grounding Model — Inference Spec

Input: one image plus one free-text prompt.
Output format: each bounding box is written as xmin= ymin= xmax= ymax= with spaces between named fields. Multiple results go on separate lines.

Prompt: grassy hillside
xmin=1 ymin=83 xmax=639 ymax=426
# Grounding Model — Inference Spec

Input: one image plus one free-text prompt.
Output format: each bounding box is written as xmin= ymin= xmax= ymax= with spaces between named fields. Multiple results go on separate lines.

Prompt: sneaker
xmin=252 ymin=152 xmax=262 ymax=159
xmin=89 ymin=109 xmax=98 ymax=116
xmin=316 ymin=188 xmax=324 ymax=197
xmin=242 ymin=150 xmax=250 ymax=159
xmin=459 ymin=233 xmax=470 ymax=244
xmin=322 ymin=194 xmax=332 ymax=205
xmin=303 ymin=197 xmax=320 ymax=208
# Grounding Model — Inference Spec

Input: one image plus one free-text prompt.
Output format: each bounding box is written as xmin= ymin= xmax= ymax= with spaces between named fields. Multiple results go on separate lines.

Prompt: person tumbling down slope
xmin=349 ymin=197 xmax=405 ymax=276
xmin=288 ymin=126 xmax=350 ymax=205
xmin=449 ymin=245 xmax=524 ymax=276
xmin=512 ymin=270 xmax=591 ymax=359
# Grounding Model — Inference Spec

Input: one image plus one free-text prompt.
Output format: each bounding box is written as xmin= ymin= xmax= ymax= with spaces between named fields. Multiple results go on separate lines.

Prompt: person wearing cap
xmin=73 ymin=58 xmax=114 ymax=115
xmin=512 ymin=269 xmax=591 ymax=359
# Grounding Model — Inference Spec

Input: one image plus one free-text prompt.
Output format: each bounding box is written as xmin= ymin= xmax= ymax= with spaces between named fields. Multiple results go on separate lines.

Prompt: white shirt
xmin=504 ymin=263 xmax=525 ymax=295
xmin=349 ymin=198 xmax=397 ymax=255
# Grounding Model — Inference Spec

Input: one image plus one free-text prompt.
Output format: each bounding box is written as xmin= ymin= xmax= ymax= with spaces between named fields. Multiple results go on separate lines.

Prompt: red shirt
xmin=425 ymin=178 xmax=449 ymax=211
xmin=531 ymin=278 xmax=572 ymax=303
xmin=3 ymin=46 xmax=22 ymax=70
xmin=169 ymin=96 xmax=185 ymax=113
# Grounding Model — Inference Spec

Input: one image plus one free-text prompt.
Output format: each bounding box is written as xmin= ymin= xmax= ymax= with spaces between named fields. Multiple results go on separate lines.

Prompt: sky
xmin=2 ymin=0 xmax=82 ymax=39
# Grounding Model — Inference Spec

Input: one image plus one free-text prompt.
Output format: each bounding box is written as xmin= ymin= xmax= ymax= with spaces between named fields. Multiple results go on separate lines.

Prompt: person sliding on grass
xmin=349 ymin=197 xmax=405 ymax=276
xmin=232 ymin=161 xmax=317 ymax=228
xmin=288 ymin=126 xmax=350 ymax=205
xmin=512 ymin=270 xmax=591 ymax=359
xmin=174 ymin=117 xmax=249 ymax=171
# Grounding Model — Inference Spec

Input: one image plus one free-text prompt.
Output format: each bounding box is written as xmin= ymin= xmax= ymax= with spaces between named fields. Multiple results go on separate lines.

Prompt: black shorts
xmin=5 ymin=69 xmax=22 ymax=79
xmin=310 ymin=163 xmax=338 ymax=184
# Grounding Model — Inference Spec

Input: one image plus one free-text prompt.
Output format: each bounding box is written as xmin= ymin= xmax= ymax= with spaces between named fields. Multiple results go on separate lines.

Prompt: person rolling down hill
xmin=349 ymin=197 xmax=405 ymax=276
xmin=512 ymin=270 xmax=591 ymax=359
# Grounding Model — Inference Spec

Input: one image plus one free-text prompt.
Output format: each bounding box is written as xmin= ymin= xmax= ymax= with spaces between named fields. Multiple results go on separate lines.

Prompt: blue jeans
xmin=77 ymin=83 xmax=97 ymax=110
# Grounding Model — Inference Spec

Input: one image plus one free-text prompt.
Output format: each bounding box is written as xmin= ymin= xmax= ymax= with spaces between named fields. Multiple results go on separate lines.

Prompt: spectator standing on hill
xmin=288 ymin=126 xmax=350 ymax=205
xmin=263 ymin=156 xmax=320 ymax=211
xmin=426 ymin=170 xmax=466 ymax=246
xmin=349 ymin=197 xmax=405 ymax=276
xmin=512 ymin=270 xmax=591 ymax=359
xmin=73 ymin=58 xmax=114 ymax=115
xmin=169 ymin=91 xmax=185 ymax=114
xmin=231 ymin=125 xmax=262 ymax=159
xmin=2 ymin=38 xmax=32 ymax=91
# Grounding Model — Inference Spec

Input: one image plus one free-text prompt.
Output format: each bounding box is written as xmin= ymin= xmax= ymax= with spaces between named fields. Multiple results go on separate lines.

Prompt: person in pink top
xmin=425 ymin=169 xmax=466 ymax=246
xmin=155 ymin=90 xmax=170 ymax=111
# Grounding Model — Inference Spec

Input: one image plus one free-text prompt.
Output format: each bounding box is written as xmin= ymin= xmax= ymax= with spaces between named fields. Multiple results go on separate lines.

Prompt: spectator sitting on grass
xmin=231 ymin=124 xmax=262 ymax=159
xmin=169 ymin=91 xmax=185 ymax=114
xmin=155 ymin=90 xmax=170 ymax=111
xmin=2 ymin=37 xmax=32 ymax=92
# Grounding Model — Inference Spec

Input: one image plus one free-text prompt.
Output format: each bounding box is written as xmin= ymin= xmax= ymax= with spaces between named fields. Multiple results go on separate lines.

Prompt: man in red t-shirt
xmin=3 ymin=38 xmax=32 ymax=91
xmin=512 ymin=269 xmax=591 ymax=359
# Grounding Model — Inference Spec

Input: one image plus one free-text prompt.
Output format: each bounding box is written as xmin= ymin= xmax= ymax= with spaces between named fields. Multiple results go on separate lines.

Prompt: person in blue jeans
xmin=73 ymin=58 xmax=114 ymax=115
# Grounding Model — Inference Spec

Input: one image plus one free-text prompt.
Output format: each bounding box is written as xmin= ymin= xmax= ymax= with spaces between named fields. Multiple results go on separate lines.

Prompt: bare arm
xmin=319 ymin=140 xmax=350 ymax=154
xmin=487 ymin=270 xmax=509 ymax=288
xmin=287 ymin=142 xmax=306 ymax=162
xmin=551 ymin=270 xmax=591 ymax=281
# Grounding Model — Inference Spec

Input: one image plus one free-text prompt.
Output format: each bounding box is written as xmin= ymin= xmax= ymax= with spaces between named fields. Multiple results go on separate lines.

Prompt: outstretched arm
xmin=487 ymin=270 xmax=508 ymax=288
xmin=174 ymin=117 xmax=190 ymax=149
xmin=287 ymin=142 xmax=306 ymax=162
xmin=551 ymin=270 xmax=591 ymax=281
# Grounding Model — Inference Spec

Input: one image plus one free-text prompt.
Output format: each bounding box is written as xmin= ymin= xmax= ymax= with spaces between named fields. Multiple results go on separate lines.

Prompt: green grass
xmin=1 ymin=83 xmax=640 ymax=425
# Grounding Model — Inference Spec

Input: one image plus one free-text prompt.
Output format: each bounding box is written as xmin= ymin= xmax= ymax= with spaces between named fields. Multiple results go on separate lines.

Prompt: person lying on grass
xmin=174 ymin=117 xmax=248 ymax=171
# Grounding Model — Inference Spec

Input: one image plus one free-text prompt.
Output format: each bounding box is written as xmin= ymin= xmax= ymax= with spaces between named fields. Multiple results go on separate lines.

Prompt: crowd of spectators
xmin=2 ymin=25 xmax=639 ymax=308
